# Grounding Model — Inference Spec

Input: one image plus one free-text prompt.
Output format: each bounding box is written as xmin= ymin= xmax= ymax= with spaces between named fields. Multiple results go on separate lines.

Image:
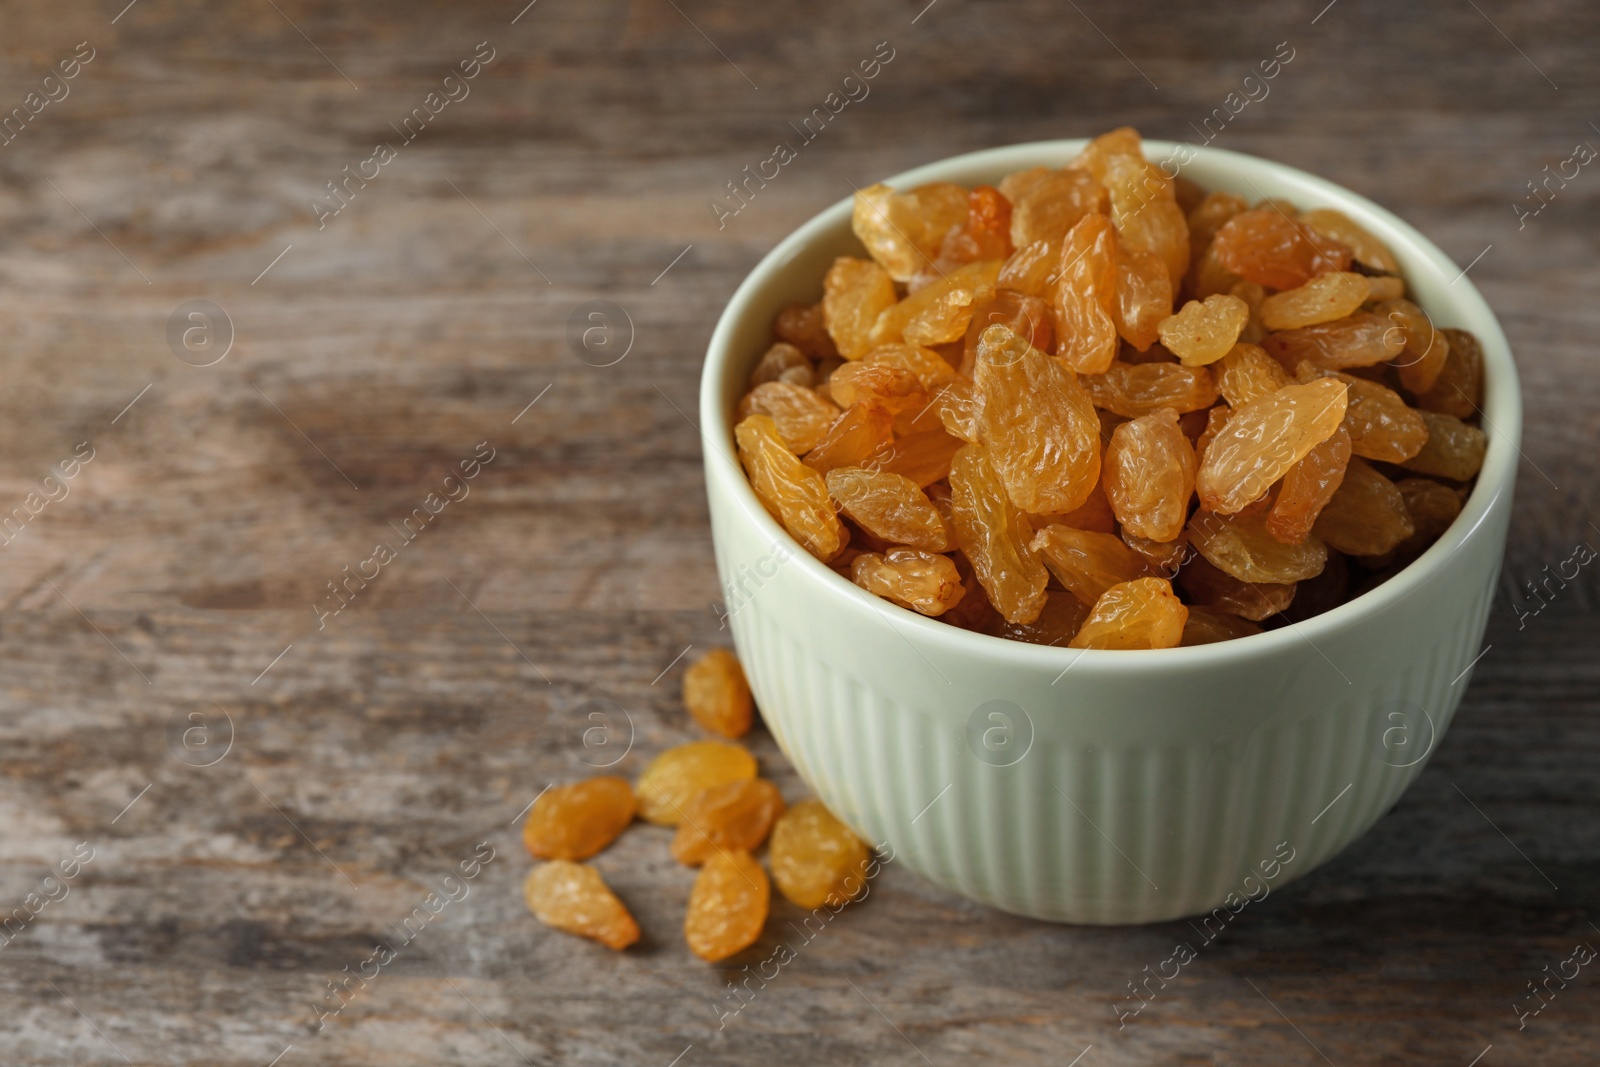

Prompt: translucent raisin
xmin=736 ymin=414 xmax=845 ymax=561
xmin=1263 ymin=312 xmax=1405 ymax=371
xmin=1069 ymin=577 xmax=1187 ymax=650
xmin=1029 ymin=474 xmax=1118 ymax=535
xmin=635 ymin=740 xmax=758 ymax=826
xmin=1259 ymin=272 xmax=1371 ymax=331
xmin=1312 ymin=458 xmax=1415 ymax=556
xmin=672 ymin=779 xmax=785 ymax=866
xmin=823 ymin=257 xmax=898 ymax=360
xmin=974 ymin=325 xmax=1101 ymax=514
xmin=826 ymin=362 xmax=928 ymax=418
xmin=1303 ymin=370 xmax=1427 ymax=462
xmin=1400 ymin=411 xmax=1487 ymax=481
xmin=948 ymin=443 xmax=1049 ymax=624
xmin=864 ymin=343 xmax=959 ymax=391
xmin=870 ymin=260 xmax=1000 ymax=349
xmin=826 ymin=467 xmax=950 ymax=551
xmin=962 ymin=289 xmax=1053 ymax=373
xmin=1101 ymin=152 xmax=1190 ymax=287
xmin=737 ymin=382 xmax=840 ymax=454
xmin=851 ymin=548 xmax=966 ymax=616
xmin=982 ymin=591 xmax=1092 ymax=646
xmin=1177 ymin=555 xmax=1295 ymax=621
xmin=522 ymin=777 xmax=636 ymax=861
xmin=1190 ymin=508 xmax=1329 ymax=583
xmin=1267 ymin=424 xmax=1351 ymax=545
xmin=877 ymin=428 xmax=963 ymax=487
xmin=1104 ymin=409 xmax=1196 ymax=542
xmin=774 ymin=303 xmax=839 ymax=362
xmin=685 ymin=849 xmax=770 ymax=962
xmin=1123 ymin=530 xmax=1188 ymax=575
xmin=749 ymin=343 xmax=815 ymax=389
xmin=683 ymin=648 xmax=754 ymax=739
xmin=852 ymin=182 xmax=968 ymax=282
xmin=801 ymin=402 xmax=895 ymax=476
xmin=1003 ymin=167 xmax=1107 ymax=248
xmin=524 ymin=861 xmax=640 ymax=951
xmin=1157 ymin=294 xmax=1250 ymax=367
xmin=1187 ymin=191 xmax=1250 ymax=254
xmin=1230 ymin=281 xmax=1269 ymax=344
xmin=996 ymin=236 xmax=1064 ymax=297
xmin=1114 ymin=241 xmax=1174 ymax=352
xmin=1212 ymin=207 xmax=1352 ymax=290
xmin=1415 ymin=329 xmax=1484 ymax=419
xmin=1181 ymin=606 xmax=1263 ymax=645
xmin=1195 ymin=378 xmax=1348 ymax=514
xmin=1053 ymin=212 xmax=1121 ymax=374
xmin=769 ymin=799 xmax=872 ymax=910
xmin=1298 ymin=208 xmax=1399 ymax=273
xmin=1082 ymin=361 xmax=1220 ymax=418
xmin=1374 ymin=298 xmax=1449 ymax=394
xmin=938 ymin=185 xmax=1014 ymax=266
xmin=1364 ymin=276 xmax=1406 ymax=303
xmin=1395 ymin=477 xmax=1463 ymax=554
xmin=1216 ymin=343 xmax=1291 ymax=407
xmin=1030 ymin=524 xmax=1155 ymax=605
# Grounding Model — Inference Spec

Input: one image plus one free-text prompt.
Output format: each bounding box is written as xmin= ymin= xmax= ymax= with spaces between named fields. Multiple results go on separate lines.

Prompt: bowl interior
xmin=700 ymin=138 xmax=1521 ymax=670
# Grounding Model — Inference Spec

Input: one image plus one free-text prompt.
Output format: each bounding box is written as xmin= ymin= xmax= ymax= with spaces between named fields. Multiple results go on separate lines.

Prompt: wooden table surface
xmin=2 ymin=0 xmax=1596 ymax=1063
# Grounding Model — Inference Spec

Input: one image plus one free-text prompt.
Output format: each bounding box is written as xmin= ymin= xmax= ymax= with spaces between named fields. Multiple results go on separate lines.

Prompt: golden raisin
xmin=1215 ymin=343 xmax=1291 ymax=407
xmin=1157 ymin=294 xmax=1250 ymax=367
xmin=1114 ymin=241 xmax=1174 ymax=351
xmin=1263 ymin=312 xmax=1405 ymax=371
xmin=877 ymin=428 xmax=963 ymax=487
xmin=1181 ymin=606 xmax=1263 ymax=645
xmin=865 ymin=343 xmax=959 ymax=391
xmin=736 ymin=414 xmax=845 ymax=561
xmin=1196 ymin=378 xmax=1348 ymax=514
xmin=769 ymin=799 xmax=872 ymax=910
xmin=749 ymin=343 xmax=814 ymax=389
xmin=1395 ymin=477 xmax=1463 ymax=554
xmin=852 ymin=182 xmax=968 ymax=282
xmin=1401 ymin=411 xmax=1487 ymax=482
xmin=948 ymin=444 xmax=1049 ymax=624
xmin=870 ymin=260 xmax=1000 ymax=349
xmin=685 ymin=849 xmax=769 ymax=962
xmin=672 ymin=779 xmax=785 ymax=866
xmin=823 ymin=257 xmax=898 ymax=360
xmin=1374 ymin=298 xmax=1449 ymax=394
xmin=1177 ymin=555 xmax=1295 ymax=621
xmin=1259 ymin=272 xmax=1370 ymax=331
xmin=1415 ymin=329 xmax=1484 ymax=418
xmin=1312 ymin=458 xmax=1415 ymax=556
xmin=737 ymin=381 xmax=840 ymax=454
xmin=1030 ymin=524 xmax=1155 ymax=605
xmin=524 ymin=861 xmax=640 ymax=951
xmin=522 ymin=777 xmax=636 ymax=861
xmin=1189 ymin=510 xmax=1328 ymax=583
xmin=1103 ymin=409 xmax=1196 ymax=542
xmin=939 ymin=184 xmax=1014 ymax=266
xmin=1003 ymin=166 xmax=1107 ymax=248
xmin=1068 ymin=577 xmax=1187 ymax=650
xmin=1082 ymin=360 xmax=1219 ymax=418
xmin=826 ymin=467 xmax=952 ymax=552
xmin=1053 ymin=213 xmax=1121 ymax=374
xmin=635 ymin=741 xmax=758 ymax=826
xmin=851 ymin=548 xmax=966 ymax=616
xmin=1297 ymin=208 xmax=1399 ymax=273
xmin=974 ymin=324 xmax=1101 ymax=514
xmin=683 ymin=648 xmax=754 ymax=739
xmin=982 ymin=591 xmax=1092 ymax=646
xmin=1212 ymin=207 xmax=1352 ymax=290
xmin=774 ymin=303 xmax=839 ymax=362
xmin=1267 ymin=424 xmax=1352 ymax=545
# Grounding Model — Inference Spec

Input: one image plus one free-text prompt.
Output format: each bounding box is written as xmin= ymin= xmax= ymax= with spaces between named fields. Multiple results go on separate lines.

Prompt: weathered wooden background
xmin=0 ymin=0 xmax=1595 ymax=1063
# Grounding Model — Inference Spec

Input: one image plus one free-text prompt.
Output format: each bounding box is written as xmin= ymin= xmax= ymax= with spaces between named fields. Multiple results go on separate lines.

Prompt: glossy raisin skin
xmin=672 ymin=779 xmax=785 ymax=866
xmin=524 ymin=861 xmax=640 ymax=951
xmin=683 ymin=648 xmax=754 ymax=739
xmin=523 ymin=778 xmax=636 ymax=862
xmin=769 ymin=799 xmax=872 ymax=910
xmin=685 ymin=850 xmax=770 ymax=962
xmin=635 ymin=741 xmax=758 ymax=826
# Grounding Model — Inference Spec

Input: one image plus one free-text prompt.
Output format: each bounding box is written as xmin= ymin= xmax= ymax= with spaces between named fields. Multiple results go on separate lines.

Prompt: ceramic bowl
xmin=698 ymin=139 xmax=1520 ymax=924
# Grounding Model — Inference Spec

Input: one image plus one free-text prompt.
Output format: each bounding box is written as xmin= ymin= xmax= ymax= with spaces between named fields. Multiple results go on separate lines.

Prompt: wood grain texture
xmin=0 ymin=0 xmax=1596 ymax=1062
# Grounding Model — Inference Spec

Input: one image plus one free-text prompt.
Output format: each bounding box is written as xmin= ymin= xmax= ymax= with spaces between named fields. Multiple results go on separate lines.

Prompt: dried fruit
xmin=974 ymin=325 xmax=1101 ymax=514
xmin=1215 ymin=343 xmax=1291 ymax=407
xmin=1400 ymin=410 xmax=1487 ymax=481
xmin=672 ymin=779 xmax=785 ymax=866
xmin=683 ymin=648 xmax=754 ymax=739
xmin=1298 ymin=208 xmax=1399 ymax=273
xmin=1177 ymin=555 xmax=1295 ymax=621
xmin=1375 ymin=298 xmax=1450 ymax=394
xmin=774 ymin=303 xmax=839 ymax=362
xmin=1306 ymin=370 xmax=1427 ymax=462
xmin=825 ymin=467 xmax=949 ymax=551
xmin=870 ymin=260 xmax=1000 ymax=348
xmin=685 ymin=850 xmax=769 ymax=962
xmin=1187 ymin=191 xmax=1250 ymax=254
xmin=851 ymin=548 xmax=966 ymax=616
xmin=962 ymin=289 xmax=1054 ymax=374
xmin=1030 ymin=524 xmax=1154 ymax=605
xmin=948 ymin=444 xmax=1049 ymax=624
xmin=737 ymin=414 xmax=845 ymax=561
xmin=852 ymin=182 xmax=968 ymax=282
xmin=1069 ymin=577 xmax=1187 ymax=650
xmin=769 ymin=799 xmax=872 ymax=910
xmin=939 ymin=184 xmax=1014 ymax=265
xmin=1053 ymin=213 xmax=1121 ymax=374
xmin=823 ymin=257 xmax=898 ymax=360
xmin=1189 ymin=510 xmax=1328 ymax=583
xmin=1396 ymin=477 xmax=1463 ymax=553
xmin=1212 ymin=207 xmax=1352 ymax=290
xmin=523 ymin=778 xmax=636 ymax=861
xmin=749 ymin=343 xmax=814 ymax=388
xmin=1004 ymin=167 xmax=1107 ymax=247
xmin=1114 ymin=241 xmax=1174 ymax=351
xmin=1196 ymin=378 xmax=1348 ymax=514
xmin=1104 ymin=409 xmax=1196 ymax=542
xmin=1157 ymin=294 xmax=1250 ymax=367
xmin=1267 ymin=424 xmax=1351 ymax=545
xmin=1364 ymin=275 xmax=1406 ymax=303
xmin=801 ymin=402 xmax=895 ymax=475
xmin=864 ymin=344 xmax=959 ymax=392
xmin=738 ymin=382 xmax=840 ymax=454
xmin=1312 ymin=458 xmax=1415 ymax=556
xmin=997 ymin=236 xmax=1064 ymax=297
xmin=1123 ymin=529 xmax=1188 ymax=574
xmin=1082 ymin=361 xmax=1219 ymax=418
xmin=1101 ymin=151 xmax=1190 ymax=286
xmin=1259 ymin=272 xmax=1371 ymax=331
xmin=1181 ymin=606 xmax=1263 ymax=645
xmin=878 ymin=428 xmax=963 ymax=487
xmin=524 ymin=861 xmax=640 ymax=951
xmin=635 ymin=740 xmax=758 ymax=826
xmin=1263 ymin=312 xmax=1405 ymax=371
xmin=1415 ymin=328 xmax=1484 ymax=419
xmin=983 ymin=591 xmax=1092 ymax=646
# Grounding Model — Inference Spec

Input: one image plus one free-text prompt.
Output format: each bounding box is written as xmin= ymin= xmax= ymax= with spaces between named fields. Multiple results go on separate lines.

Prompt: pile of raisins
xmin=734 ymin=126 xmax=1486 ymax=649
xmin=522 ymin=649 xmax=872 ymax=960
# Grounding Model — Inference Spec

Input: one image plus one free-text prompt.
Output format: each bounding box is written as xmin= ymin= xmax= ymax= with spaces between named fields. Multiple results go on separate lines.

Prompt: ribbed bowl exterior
xmin=701 ymin=140 xmax=1521 ymax=924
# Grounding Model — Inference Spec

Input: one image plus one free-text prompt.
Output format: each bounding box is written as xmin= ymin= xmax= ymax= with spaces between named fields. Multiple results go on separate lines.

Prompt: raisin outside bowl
xmin=698 ymin=140 xmax=1520 ymax=924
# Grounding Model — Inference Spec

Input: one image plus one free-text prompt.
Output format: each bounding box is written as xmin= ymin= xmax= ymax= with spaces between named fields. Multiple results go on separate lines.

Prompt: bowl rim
xmin=699 ymin=137 xmax=1522 ymax=672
